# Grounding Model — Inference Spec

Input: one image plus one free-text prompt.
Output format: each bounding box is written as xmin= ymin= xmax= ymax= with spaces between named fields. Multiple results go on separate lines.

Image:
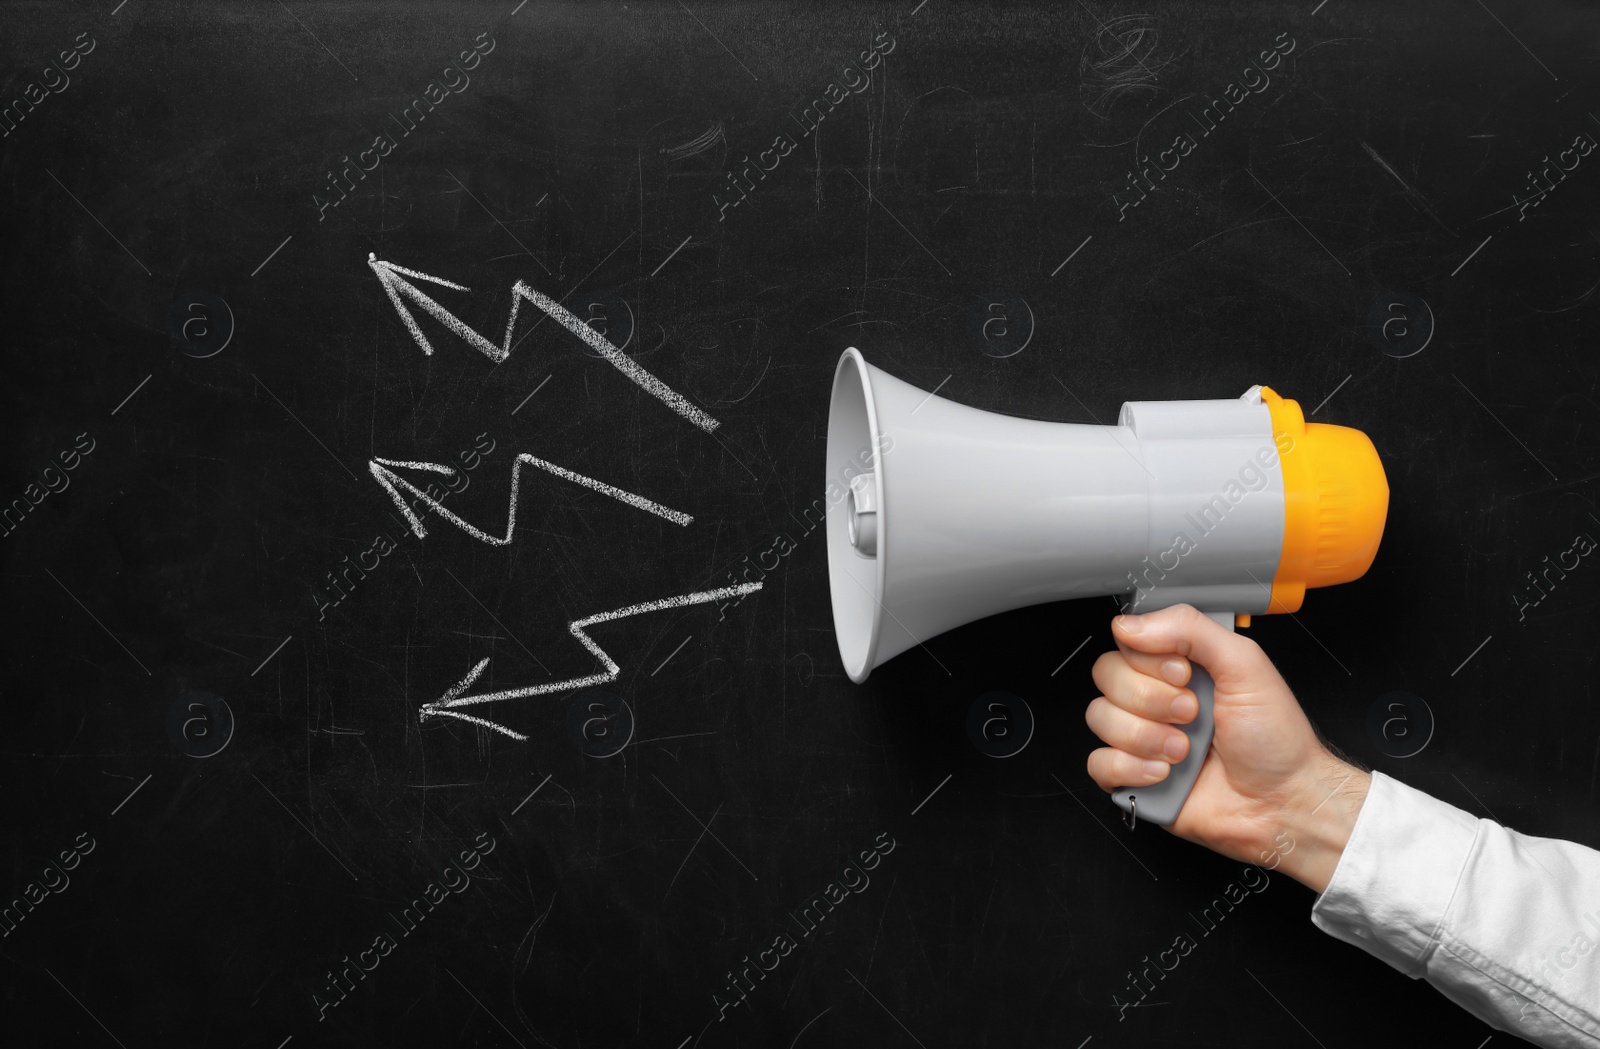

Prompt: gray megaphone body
xmin=825 ymin=348 xmax=1388 ymax=827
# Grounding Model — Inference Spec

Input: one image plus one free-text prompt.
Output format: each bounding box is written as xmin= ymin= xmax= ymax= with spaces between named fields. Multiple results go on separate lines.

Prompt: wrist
xmin=1276 ymin=753 xmax=1371 ymax=893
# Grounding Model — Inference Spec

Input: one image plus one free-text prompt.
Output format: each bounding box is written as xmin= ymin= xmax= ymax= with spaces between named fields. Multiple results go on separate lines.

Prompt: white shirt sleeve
xmin=1310 ymin=770 xmax=1600 ymax=1048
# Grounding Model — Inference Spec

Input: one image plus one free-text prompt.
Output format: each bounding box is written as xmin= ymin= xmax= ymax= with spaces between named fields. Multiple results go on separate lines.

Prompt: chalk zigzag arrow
xmin=369 ymin=453 xmax=693 ymax=543
xmin=421 ymin=581 xmax=764 ymax=741
xmin=367 ymin=254 xmax=720 ymax=432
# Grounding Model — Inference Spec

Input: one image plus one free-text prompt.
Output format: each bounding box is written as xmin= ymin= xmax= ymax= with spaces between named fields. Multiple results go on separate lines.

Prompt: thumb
xmin=1112 ymin=604 xmax=1272 ymax=690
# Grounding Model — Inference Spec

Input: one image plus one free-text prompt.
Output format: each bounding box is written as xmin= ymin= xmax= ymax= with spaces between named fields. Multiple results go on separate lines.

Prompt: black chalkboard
xmin=4 ymin=1 xmax=1597 ymax=1047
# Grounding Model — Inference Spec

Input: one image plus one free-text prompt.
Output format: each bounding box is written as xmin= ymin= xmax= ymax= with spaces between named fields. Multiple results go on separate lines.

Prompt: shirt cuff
xmin=1310 ymin=769 xmax=1482 ymax=977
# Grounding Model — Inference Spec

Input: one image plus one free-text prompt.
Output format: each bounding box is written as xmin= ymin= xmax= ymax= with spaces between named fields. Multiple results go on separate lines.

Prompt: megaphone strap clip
xmin=1124 ymin=795 xmax=1137 ymax=832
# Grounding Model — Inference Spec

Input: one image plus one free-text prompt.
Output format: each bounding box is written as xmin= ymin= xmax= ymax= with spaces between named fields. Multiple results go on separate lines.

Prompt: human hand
xmin=1083 ymin=604 xmax=1371 ymax=892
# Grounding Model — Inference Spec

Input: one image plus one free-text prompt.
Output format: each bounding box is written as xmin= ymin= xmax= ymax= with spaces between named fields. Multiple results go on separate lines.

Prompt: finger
xmin=1090 ymin=651 xmax=1199 ymax=724
xmin=1112 ymin=603 xmax=1273 ymax=689
xmin=1086 ymin=746 xmax=1171 ymax=793
xmin=1084 ymin=695 xmax=1191 ymax=763
xmin=1109 ymin=642 xmax=1192 ymax=691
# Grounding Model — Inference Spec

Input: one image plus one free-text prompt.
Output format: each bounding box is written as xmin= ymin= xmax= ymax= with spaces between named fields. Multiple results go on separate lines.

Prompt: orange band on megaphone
xmin=1260 ymin=387 xmax=1389 ymax=615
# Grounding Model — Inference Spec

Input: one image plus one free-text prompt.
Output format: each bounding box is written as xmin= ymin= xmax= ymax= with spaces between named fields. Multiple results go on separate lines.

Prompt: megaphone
xmin=825 ymin=348 xmax=1387 ymax=827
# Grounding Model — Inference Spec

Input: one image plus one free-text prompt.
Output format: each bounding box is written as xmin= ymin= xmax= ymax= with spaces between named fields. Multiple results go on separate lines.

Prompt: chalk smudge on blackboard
xmin=1079 ymin=14 xmax=1173 ymax=119
xmin=663 ymin=121 xmax=725 ymax=160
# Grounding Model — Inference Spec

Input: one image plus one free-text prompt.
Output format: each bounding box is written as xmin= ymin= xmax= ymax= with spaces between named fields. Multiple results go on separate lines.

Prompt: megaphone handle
xmin=1111 ymin=613 xmax=1232 ymax=827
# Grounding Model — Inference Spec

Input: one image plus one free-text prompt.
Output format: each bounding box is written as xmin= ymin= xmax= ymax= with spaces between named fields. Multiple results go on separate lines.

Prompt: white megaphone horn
xmin=824 ymin=348 xmax=1388 ymax=827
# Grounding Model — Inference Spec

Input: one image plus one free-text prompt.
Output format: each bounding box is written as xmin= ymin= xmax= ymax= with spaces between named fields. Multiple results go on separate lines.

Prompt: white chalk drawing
xmin=367 ymin=254 xmax=721 ymax=432
xmin=420 ymin=582 xmax=764 ymax=740
xmin=369 ymin=453 xmax=693 ymax=544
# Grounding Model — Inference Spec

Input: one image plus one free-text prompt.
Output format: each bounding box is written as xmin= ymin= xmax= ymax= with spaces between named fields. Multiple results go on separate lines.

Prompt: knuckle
xmin=1104 ymin=751 xmax=1130 ymax=782
xmin=1137 ymin=720 xmax=1171 ymax=756
xmin=1117 ymin=749 xmax=1155 ymax=783
xmin=1128 ymin=673 xmax=1168 ymax=713
xmin=1090 ymin=748 xmax=1132 ymax=790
